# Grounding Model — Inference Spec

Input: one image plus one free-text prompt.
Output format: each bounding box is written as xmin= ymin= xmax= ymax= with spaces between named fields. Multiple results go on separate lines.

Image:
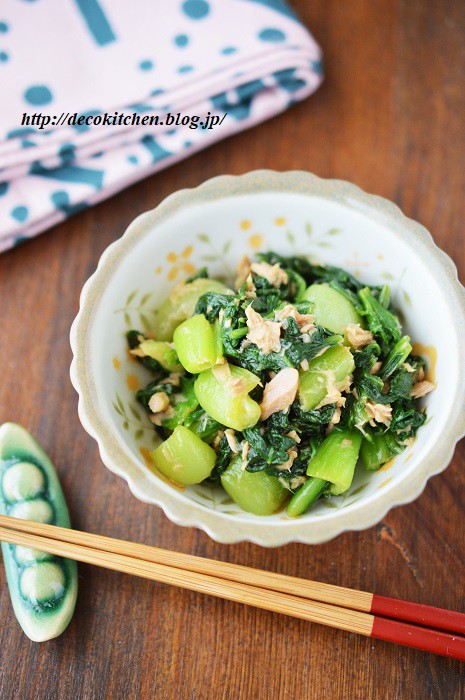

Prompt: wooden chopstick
xmin=0 ymin=522 xmax=374 ymax=634
xmin=1 ymin=515 xmax=464 ymax=660
xmin=1 ymin=514 xmax=463 ymax=636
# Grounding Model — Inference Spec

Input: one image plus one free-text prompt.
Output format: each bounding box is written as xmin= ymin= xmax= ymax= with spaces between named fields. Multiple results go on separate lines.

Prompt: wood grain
xmin=1 ymin=1 xmax=464 ymax=697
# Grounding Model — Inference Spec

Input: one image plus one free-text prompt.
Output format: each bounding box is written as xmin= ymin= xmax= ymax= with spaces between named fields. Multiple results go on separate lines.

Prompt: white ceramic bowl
xmin=70 ymin=171 xmax=465 ymax=546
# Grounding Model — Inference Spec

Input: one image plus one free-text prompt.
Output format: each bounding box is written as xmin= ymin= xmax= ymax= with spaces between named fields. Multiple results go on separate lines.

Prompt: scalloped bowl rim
xmin=70 ymin=170 xmax=465 ymax=546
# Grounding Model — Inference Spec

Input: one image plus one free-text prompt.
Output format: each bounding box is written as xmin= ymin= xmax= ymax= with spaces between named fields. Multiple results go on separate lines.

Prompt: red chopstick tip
xmin=371 ymin=594 xmax=465 ymax=637
xmin=371 ymin=616 xmax=465 ymax=661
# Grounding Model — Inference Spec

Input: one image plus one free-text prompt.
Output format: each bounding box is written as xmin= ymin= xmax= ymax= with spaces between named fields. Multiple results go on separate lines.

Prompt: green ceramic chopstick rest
xmin=0 ymin=423 xmax=77 ymax=641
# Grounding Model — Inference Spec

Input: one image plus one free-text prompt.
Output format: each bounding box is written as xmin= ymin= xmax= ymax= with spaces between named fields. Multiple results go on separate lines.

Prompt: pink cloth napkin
xmin=0 ymin=0 xmax=323 ymax=252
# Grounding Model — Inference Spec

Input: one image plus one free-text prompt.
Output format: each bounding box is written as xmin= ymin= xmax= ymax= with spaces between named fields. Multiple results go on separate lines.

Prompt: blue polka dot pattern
xmin=11 ymin=206 xmax=29 ymax=222
xmin=59 ymin=142 xmax=75 ymax=155
xmin=140 ymin=135 xmax=172 ymax=164
xmin=7 ymin=128 xmax=37 ymax=139
xmin=24 ymin=85 xmax=53 ymax=106
xmin=0 ymin=0 xmax=325 ymax=253
xmin=182 ymin=0 xmax=210 ymax=20
xmin=273 ymin=68 xmax=306 ymax=93
xmin=139 ymin=59 xmax=153 ymax=71
xmin=50 ymin=191 xmax=69 ymax=208
xmin=211 ymin=78 xmax=266 ymax=121
xmin=71 ymin=111 xmax=95 ymax=133
xmin=50 ymin=191 xmax=89 ymax=217
xmin=311 ymin=58 xmax=324 ymax=76
xmin=174 ymin=34 xmax=189 ymax=47
xmin=59 ymin=142 xmax=76 ymax=165
xmin=258 ymin=28 xmax=285 ymax=42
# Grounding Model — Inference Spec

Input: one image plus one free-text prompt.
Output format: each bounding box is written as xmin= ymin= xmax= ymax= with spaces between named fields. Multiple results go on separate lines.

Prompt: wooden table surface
xmin=1 ymin=1 xmax=464 ymax=698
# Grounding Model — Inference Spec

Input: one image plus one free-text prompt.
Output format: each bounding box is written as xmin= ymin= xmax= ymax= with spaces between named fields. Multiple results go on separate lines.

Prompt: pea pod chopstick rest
xmin=0 ymin=423 xmax=77 ymax=642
